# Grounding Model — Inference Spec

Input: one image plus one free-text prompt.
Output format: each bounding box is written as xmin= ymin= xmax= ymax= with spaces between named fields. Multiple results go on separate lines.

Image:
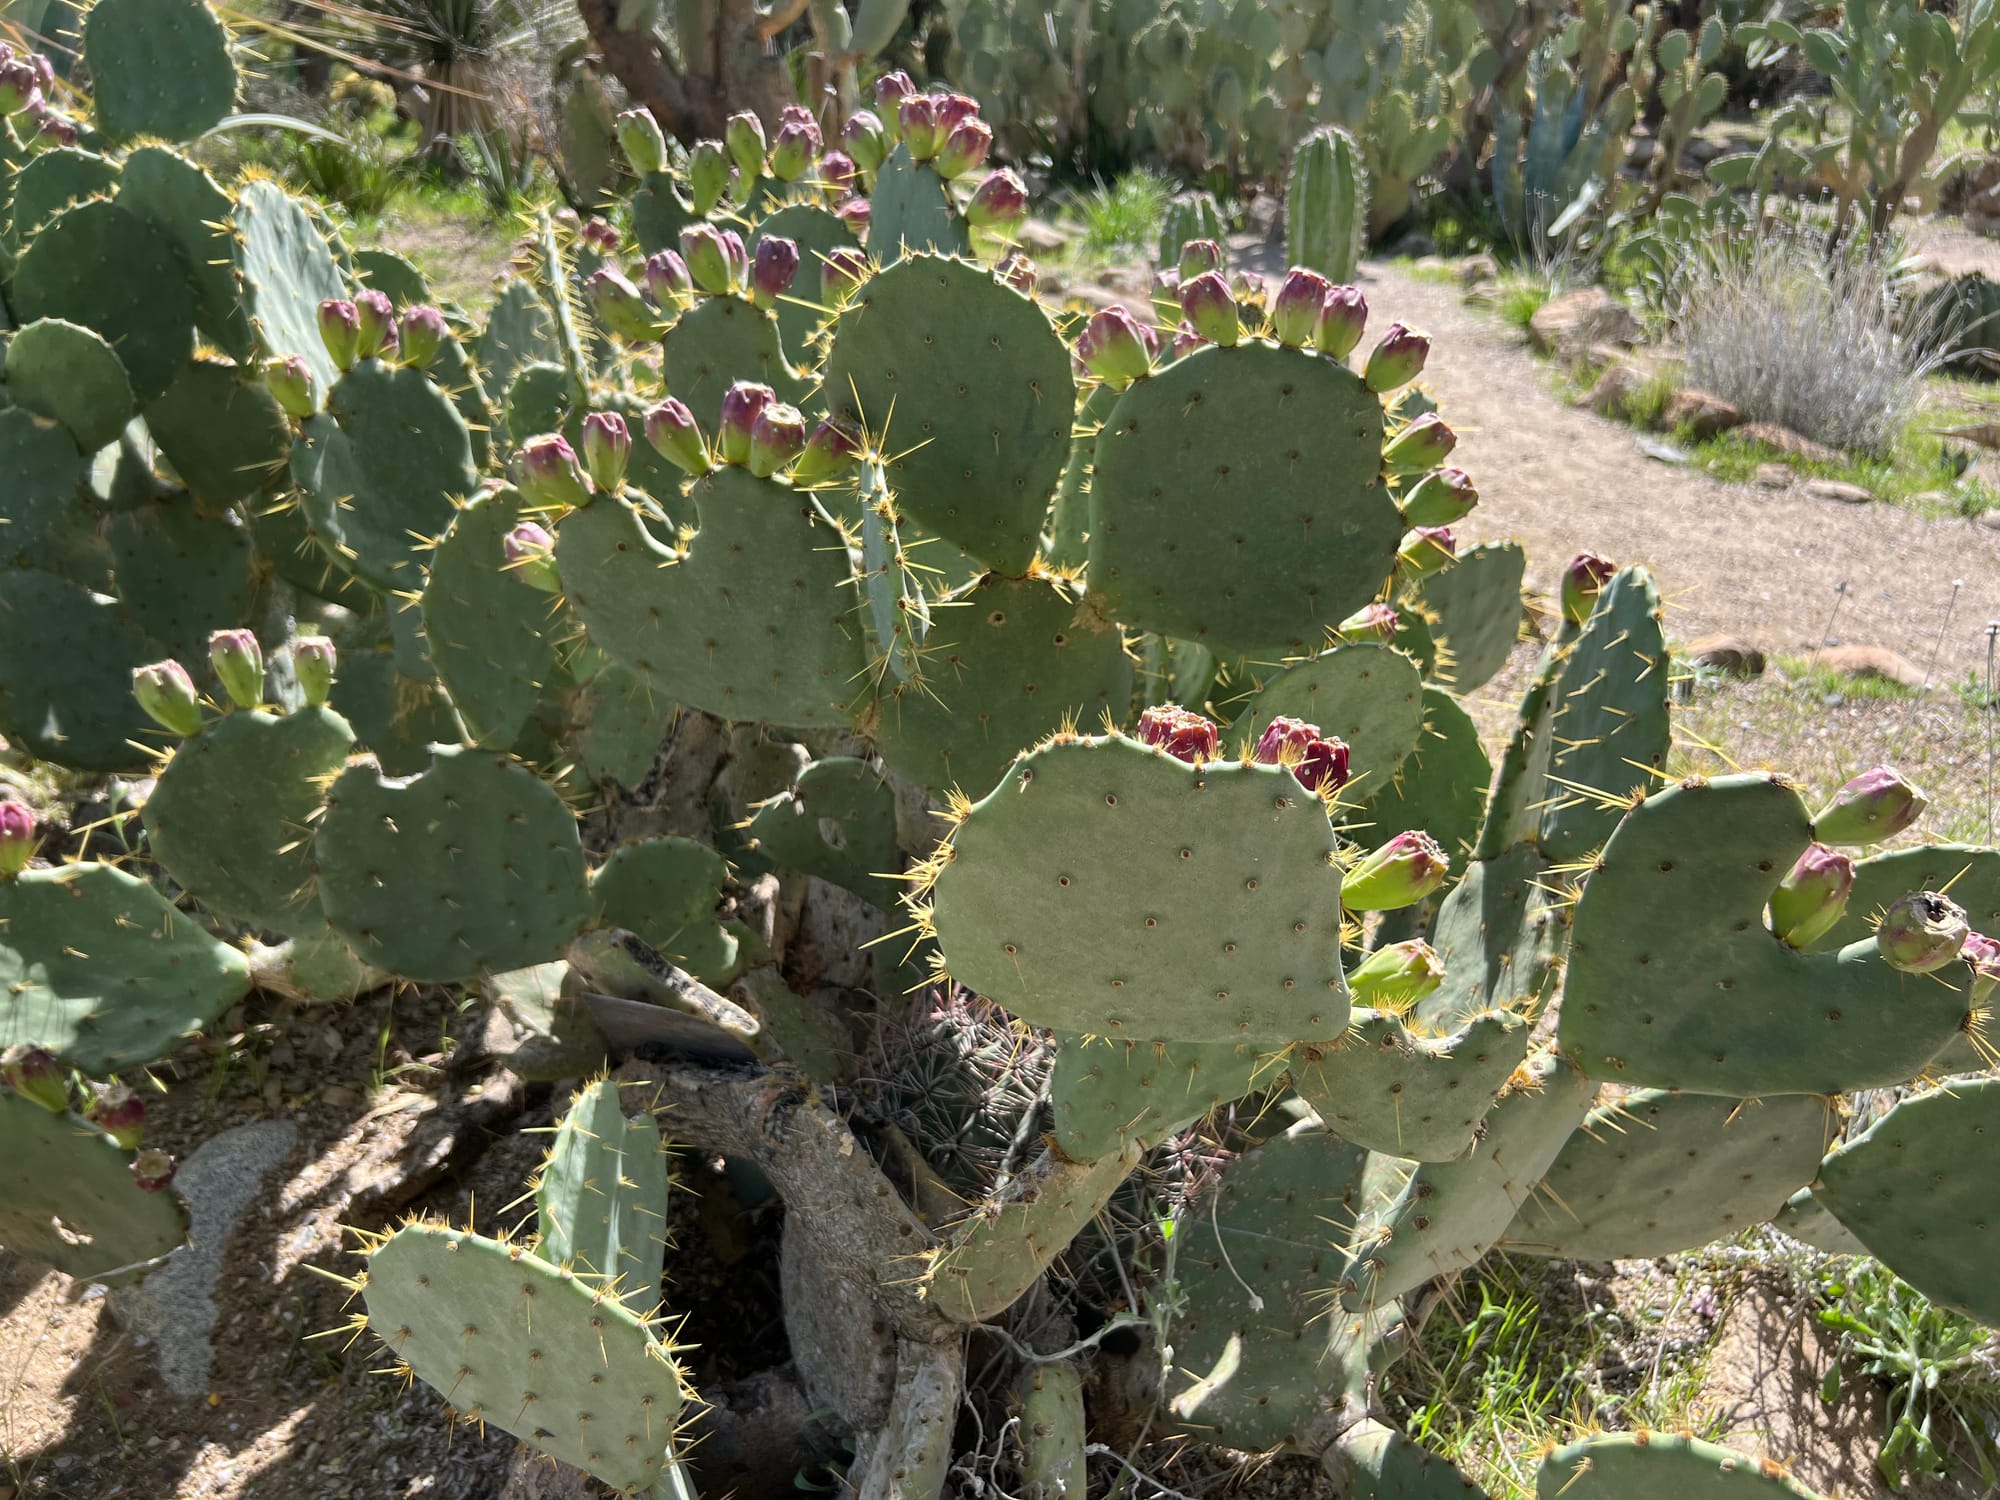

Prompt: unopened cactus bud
xmin=585 ymin=268 xmax=665 ymax=341
xmin=1402 ymin=467 xmax=1478 ymax=528
xmin=1560 ymin=551 xmax=1616 ymax=625
xmin=1179 ymin=271 xmax=1239 ymax=347
xmin=1963 ymin=932 xmax=2000 ymax=1005
xmin=899 ymin=94 xmax=943 ymax=160
xmin=680 ymin=224 xmax=745 ymax=297
xmin=935 ymin=93 xmax=979 ymax=131
xmin=836 ymin=197 xmax=871 ymax=237
xmin=579 ymin=411 xmax=631 ymax=492
xmin=1172 ymin=323 xmax=1204 ymax=359
xmin=1253 ymin=716 xmax=1351 ymax=793
xmin=131 ymin=1148 xmax=177 ymax=1193
xmin=643 ymin=250 xmax=694 ymax=312
xmin=1814 ymin=766 xmax=1928 ymax=845
xmin=396 ymin=304 xmax=448 ymax=370
xmin=751 ymin=235 xmax=800 ymax=309
xmin=967 ymin=169 xmax=1028 ymax=233
xmin=616 ymin=107 xmax=668 ymax=175
xmin=1343 ymin=830 xmax=1451 ymax=911
xmin=318 ymin=298 xmax=361 ymax=371
xmin=770 ymin=117 xmax=821 ymax=182
xmin=688 ymin=138 xmax=732 ymax=215
xmin=0 ymin=57 xmax=39 ymax=116
xmin=1383 ymin=412 xmax=1456 ymax=475
xmin=503 ymin=519 xmax=562 ymax=592
xmin=996 ymin=250 xmax=1036 ymax=295
xmin=1177 ymin=239 xmax=1224 ymax=280
xmin=1346 ymin=938 xmax=1446 ymax=1011
xmin=1077 ymin=306 xmax=1153 ymax=388
xmin=1316 ymin=284 xmax=1367 ymax=358
xmin=1136 ymin=703 xmax=1219 ymax=764
xmin=29 ymin=51 xmax=54 ymax=92
xmin=791 ymin=419 xmax=860 ymax=485
xmin=1876 ymin=890 xmax=1969 ymax=974
xmin=748 ymin=402 xmax=808 ymax=478
xmin=32 ymin=109 xmax=76 ymax=148
xmin=1768 ymin=842 xmax=1855 ymax=948
xmin=0 ymin=801 xmax=35 ymax=879
xmin=1338 ymin=601 xmax=1400 ymax=642
xmin=262 ymin=354 xmax=319 ymax=419
xmin=725 ymin=110 xmax=767 ymax=180
xmin=1 ymin=1044 xmax=65 ymax=1111
xmin=643 ymin=397 xmax=710 ymax=477
xmin=1396 ymin=526 xmax=1456 ymax=579
xmin=1272 ymin=268 xmax=1331 ymax=348
xmin=935 ymin=117 xmax=992 ymax=180
xmin=293 ymin=635 xmax=336 ymax=707
xmin=822 ymin=245 xmax=871 ymax=304
xmin=1364 ymin=323 xmax=1430 ymax=392
xmin=581 ymin=217 xmax=620 ymax=254
xmin=874 ymin=70 xmax=916 ymax=123
xmin=512 ymin=434 xmax=595 ymax=510
xmin=1231 ymin=269 xmax=1265 ymax=307
xmin=718 ymin=382 xmax=776 ymax=466
xmin=207 ymin=628 xmax=265 ymax=709
xmin=86 ymin=1083 xmax=145 ymax=1150
xmin=352 ymin=289 xmax=398 ymax=360
xmin=820 ymin=149 xmax=858 ymax=197
xmin=133 ymin=659 xmax=203 ymax=736
xmin=842 ymin=109 xmax=890 ymax=173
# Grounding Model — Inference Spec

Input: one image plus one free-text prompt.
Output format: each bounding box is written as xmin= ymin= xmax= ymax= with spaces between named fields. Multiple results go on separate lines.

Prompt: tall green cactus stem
xmin=1536 ymin=1432 xmax=1831 ymax=1498
xmin=1291 ymin=1008 xmax=1529 ymax=1161
xmin=0 ymin=1090 xmax=188 ymax=1286
xmin=1157 ymin=190 xmax=1226 ymax=269
xmin=536 ymin=1078 xmax=671 ymax=1316
xmin=1286 ymin=125 xmax=1369 ymax=284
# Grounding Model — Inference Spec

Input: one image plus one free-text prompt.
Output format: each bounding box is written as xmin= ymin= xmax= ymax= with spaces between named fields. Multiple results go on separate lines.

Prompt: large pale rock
xmin=1528 ymin=287 xmax=1640 ymax=357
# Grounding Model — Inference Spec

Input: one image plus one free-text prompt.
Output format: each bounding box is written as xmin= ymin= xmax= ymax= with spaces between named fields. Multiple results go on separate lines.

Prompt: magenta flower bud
xmin=0 ymin=801 xmax=35 ymax=879
xmin=689 ymin=138 xmax=732 ymax=216
xmin=842 ymin=110 xmax=890 ymax=173
xmin=1769 ymin=842 xmax=1855 ymax=948
xmin=1272 ymin=268 xmax=1332 ymax=348
xmin=617 ymin=106 xmax=668 ymax=175
xmin=935 ymin=117 xmax=993 ymax=180
xmin=1177 ymin=239 xmax=1224 ymax=281
xmin=352 ymin=288 xmax=398 ymax=360
xmin=643 ymin=250 xmax=694 ymax=312
xmin=770 ymin=117 xmax=821 ymax=181
xmin=790 ymin=418 xmax=860 ymax=486
xmin=1253 ymin=716 xmax=1350 ymax=794
xmin=752 ymin=235 xmax=800 ymax=308
xmin=747 ymin=401 xmax=808 ymax=478
xmin=822 ymin=245 xmax=871 ymax=304
xmin=1316 ymin=284 xmax=1368 ymax=358
xmin=1343 ymin=830 xmax=1451 ymax=911
xmin=393 ymin=304 xmax=446 ymax=371
xmin=1 ymin=1043 xmax=65 ymax=1111
xmin=1384 ymin=412 xmax=1456 ymax=475
xmin=1561 ymin=551 xmax=1617 ymax=625
xmin=835 ymin=197 xmax=871 ymax=236
xmin=643 ymin=397 xmax=710 ymax=477
xmin=1876 ymin=890 xmax=1969 ymax=973
xmin=0 ymin=57 xmax=40 ymax=115
xmin=262 ymin=354 xmax=319 ymax=419
xmin=935 ymin=93 xmax=980 ymax=131
xmin=131 ymin=1147 xmax=177 ymax=1193
xmin=585 ymin=267 xmax=666 ymax=341
xmin=899 ymin=94 xmax=943 ymax=160
xmin=1337 ymin=602 xmax=1401 ymax=642
xmin=1346 ymin=938 xmax=1447 ymax=1012
xmin=874 ymin=70 xmax=916 ymax=124
xmin=86 ymin=1083 xmax=145 ymax=1150
xmin=32 ymin=110 xmax=76 ymax=149
xmin=680 ymin=224 xmax=741 ymax=297
xmin=512 ymin=433 xmax=595 ymax=510
xmin=133 ymin=659 xmax=204 ymax=736
xmin=318 ymin=298 xmax=361 ymax=371
xmin=1136 ymin=703 xmax=1219 ymax=764
xmin=819 ymin=149 xmax=858 ymax=197
xmin=503 ymin=519 xmax=563 ymax=593
xmin=582 ymin=217 xmax=620 ymax=254
xmin=293 ymin=635 xmax=336 ymax=707
xmin=967 ymin=168 xmax=1029 ymax=233
xmin=207 ymin=628 xmax=266 ymax=709
xmin=718 ymin=381 xmax=776 ymax=466
xmin=725 ymin=110 xmax=767 ymax=180
xmin=1396 ymin=525 xmax=1456 ymax=580
xmin=1963 ymin=932 xmax=2000 ymax=1005
xmin=1814 ymin=766 xmax=1929 ymax=845
xmin=1077 ymin=306 xmax=1153 ymax=388
xmin=1179 ymin=271 xmax=1239 ymax=347
xmin=779 ymin=103 xmax=815 ymax=128
xmin=1365 ymin=323 xmax=1431 ymax=392
xmin=1403 ymin=467 xmax=1479 ymax=528
xmin=580 ymin=410 xmax=631 ymax=492
xmin=996 ymin=250 xmax=1037 ymax=294
xmin=1172 ymin=323 xmax=1204 ymax=359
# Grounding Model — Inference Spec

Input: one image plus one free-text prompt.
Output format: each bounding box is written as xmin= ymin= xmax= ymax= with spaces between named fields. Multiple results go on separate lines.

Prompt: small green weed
xmin=1070 ymin=169 xmax=1177 ymax=260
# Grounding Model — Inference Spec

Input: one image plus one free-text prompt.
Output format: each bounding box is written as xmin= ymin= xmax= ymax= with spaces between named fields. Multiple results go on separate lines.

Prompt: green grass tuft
xmin=1069 ymin=169 xmax=1178 ymax=261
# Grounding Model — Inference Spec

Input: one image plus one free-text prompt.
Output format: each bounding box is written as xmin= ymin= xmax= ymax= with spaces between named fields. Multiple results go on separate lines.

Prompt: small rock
xmin=1684 ymin=634 xmax=1766 ymax=677
xmin=1637 ymin=435 xmax=1691 ymax=464
xmin=1460 ymin=278 xmax=1500 ymax=305
xmin=1392 ymin=229 xmax=1437 ymax=258
xmin=1245 ymin=191 xmax=1282 ymax=239
xmin=1813 ymin=645 xmax=1930 ymax=688
xmin=1661 ymin=388 xmax=1743 ymax=439
xmin=1977 ymin=507 xmax=2000 ymax=529
xmin=1016 ymin=220 xmax=1068 ymax=255
xmin=1753 ymin=463 xmax=1794 ymax=489
xmin=1457 ymin=253 xmax=1499 ymax=287
xmin=1907 ymin=490 xmax=1955 ymax=507
xmin=1584 ymin=342 xmax=1629 ymax=370
xmin=1586 ymin=361 xmax=1644 ymax=416
xmin=1626 ymin=137 xmax=1658 ymax=167
xmin=1528 ymin=287 xmax=1641 ymax=357
xmin=1736 ymin=421 xmax=1845 ymax=466
xmin=1803 ymin=478 xmax=1874 ymax=504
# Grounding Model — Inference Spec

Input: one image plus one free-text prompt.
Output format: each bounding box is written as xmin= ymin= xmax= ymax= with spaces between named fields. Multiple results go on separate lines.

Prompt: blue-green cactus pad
xmin=117 ymin=146 xmax=255 ymax=360
xmin=926 ymin=1147 xmax=1135 ymax=1322
xmin=537 ymin=1078 xmax=670 ymax=1315
xmin=9 ymin=148 xmax=118 ymax=242
xmin=0 ymin=568 xmax=166 ymax=771
xmin=1355 ymin=687 xmax=1491 ymax=865
xmin=1232 ymin=643 xmax=1425 ymax=798
xmin=1342 ymin=1423 xmax=1490 ymax=1499
xmin=475 ymin=280 xmax=564 ymax=406
xmin=0 ymin=1093 xmax=188 ymax=1287
xmin=571 ymin=655 xmax=665 ymax=787
xmin=1292 ymin=1008 xmax=1529 ymax=1162
xmin=1049 ymin=1033 xmax=1275 ymax=1162
xmin=4 ymin=318 xmax=132 ymax=452
xmin=589 ymin=836 xmax=736 ymax=981
xmin=1805 ymin=845 xmax=2000 ymax=954
xmin=630 ymin=173 xmax=695 ymax=256
xmin=422 ymin=486 xmax=562 ymax=747
xmin=104 ymin=496 xmax=259 ymax=663
xmin=750 ymin=202 xmax=857 ymax=366
xmin=0 ymin=408 xmax=88 ymax=573
xmin=1537 ymin=1433 xmax=1830 ymax=1499
xmin=745 ymin=757 xmax=900 ymax=908
xmin=1049 ymin=381 xmax=1118 ymax=572
xmin=84 ymin=0 xmax=236 ymax=142
xmin=233 ymin=179 xmax=349 ymax=394
xmin=352 ymin=247 xmax=431 ymax=306
xmin=1770 ymin=1184 xmax=1866 ymax=1256
xmin=1413 ymin=542 xmax=1525 ymax=694
xmin=14 ymin=199 xmax=193 ymax=404
xmin=660 ymin=294 xmax=810 ymax=407
xmin=326 ymin=613 xmax=469 ymax=776
xmin=144 ymin=359 xmax=294 ymax=508
xmin=866 ymin=146 xmax=971 ymax=259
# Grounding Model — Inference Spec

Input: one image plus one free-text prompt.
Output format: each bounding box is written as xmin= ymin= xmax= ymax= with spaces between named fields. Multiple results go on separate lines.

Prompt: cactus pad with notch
xmin=536 ymin=1078 xmax=670 ymax=1316
xmin=0 ymin=1092 xmax=188 ymax=1287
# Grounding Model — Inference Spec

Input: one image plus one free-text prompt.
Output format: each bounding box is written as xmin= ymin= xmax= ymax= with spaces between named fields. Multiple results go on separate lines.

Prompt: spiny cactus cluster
xmin=2 ymin=14 xmax=1998 ymax=1500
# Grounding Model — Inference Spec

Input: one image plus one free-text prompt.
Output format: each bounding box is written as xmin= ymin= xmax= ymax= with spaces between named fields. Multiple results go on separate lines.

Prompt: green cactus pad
xmin=1292 ymin=1008 xmax=1529 ymax=1162
xmin=505 ymin=361 xmax=577 ymax=445
xmin=1814 ymin=1079 xmax=2000 ymax=1327
xmin=928 ymin=733 xmax=1351 ymax=1045
xmin=422 ymin=486 xmax=562 ymax=748
xmin=870 ymin=572 xmax=1134 ymax=800
xmin=1562 ymin=774 xmax=1972 ymax=1096
xmin=8 ymin=149 xmax=121 ymax=246
xmin=316 ymin=746 xmax=592 ymax=981
xmin=1805 ymin=845 xmax=2000 ymax=954
xmin=745 ymin=757 xmax=900 ymax=908
xmin=143 ymin=706 xmax=355 ymax=935
xmin=0 ymin=408 xmax=91 ymax=577
xmin=104 ymin=495 xmax=259 ymax=663
xmin=352 ymin=247 xmax=432 ymax=306
xmin=144 ymin=359 xmax=293 ymax=508
xmin=750 ymin=202 xmax=856 ymax=366
xmin=824 ymin=255 xmax=1074 ymax=574
xmin=867 ymin=145 xmax=971 ymax=259
xmin=1049 ymin=1033 xmax=1274 ymax=1162
xmin=1232 ymin=643 xmax=1426 ymax=797
xmin=660 ymin=295 xmax=810 ymax=407
xmin=0 ymin=567 xmax=166 ymax=771
xmin=1340 ymin=1048 xmax=1596 ymax=1312
xmin=557 ymin=476 xmax=866 ymax=730
xmin=1536 ymin=1433 xmax=1829 ymax=1499
xmin=572 ymin=656 xmax=665 ymax=787
xmin=590 ymin=837 xmax=736 ymax=982
xmin=0 ymin=861 xmax=252 ymax=1073
xmin=629 ymin=173 xmax=694 ymax=257
xmin=1414 ymin=542 xmax=1525 ymax=694
xmin=117 ymin=147 xmax=255 ymax=360
xmin=1015 ymin=1358 xmax=1086 ymax=1500
xmin=1356 ymin=687 xmax=1491 ymax=865
xmin=325 ymin=613 xmax=468 ymax=776
xmin=1049 ymin=382 xmax=1118 ymax=572
xmin=233 ymin=179 xmax=349 ymax=394
xmin=537 ymin=1079 xmax=670 ymax=1315
xmin=476 ymin=280 xmax=564 ymax=408
xmin=14 ymin=200 xmax=193 ymax=404
xmin=1502 ymin=1091 xmax=1834 ymax=1260
xmin=0 ymin=1092 xmax=187 ymax=1287
xmin=361 ymin=1224 xmax=686 ymax=1493
xmin=85 ymin=0 xmax=236 ymax=142
xmin=4 ymin=318 xmax=133 ymax=452
xmin=1340 ymin=1422 xmax=1489 ymax=1499
xmin=1770 ymin=1184 xmax=1866 ymax=1256
xmin=1088 ymin=342 xmax=1404 ymax=655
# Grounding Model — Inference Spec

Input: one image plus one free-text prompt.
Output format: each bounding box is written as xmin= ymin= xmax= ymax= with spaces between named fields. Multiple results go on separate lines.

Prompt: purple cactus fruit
xmin=1177 ymin=239 xmax=1224 ymax=280
xmin=1 ymin=1043 xmax=66 ymax=1112
xmin=771 ymin=117 xmax=821 ymax=181
xmin=1768 ymin=842 xmax=1855 ymax=948
xmin=842 ymin=110 xmax=890 ymax=173
xmin=1316 ymin=284 xmax=1368 ymax=359
xmin=747 ymin=401 xmax=808 ymax=478
xmin=579 ymin=410 xmax=631 ymax=492
xmin=1077 ymin=306 xmax=1154 ymax=388
xmin=1253 ymin=716 xmax=1351 ymax=794
xmin=820 ymin=149 xmax=858 ymax=197
xmin=1171 ymin=323 xmax=1204 ymax=359
xmin=1136 ymin=703 xmax=1219 ymax=764
xmin=1560 ymin=551 xmax=1617 ymax=625
xmin=207 ymin=628 xmax=266 ymax=709
xmin=995 ymin=250 xmax=1037 ymax=295
xmin=262 ymin=354 xmax=319 ymax=419
xmin=293 ymin=635 xmax=337 ymax=707
xmin=791 ymin=418 xmax=861 ymax=486
xmin=1963 ymin=931 xmax=2000 ymax=1005
xmin=616 ymin=107 xmax=668 ymax=175
xmin=935 ymin=93 xmax=980 ymax=131
xmin=133 ymin=659 xmax=204 ymax=736
xmin=585 ymin=267 xmax=665 ymax=341
xmin=317 ymin=298 xmax=361 ymax=371
xmin=752 ymin=235 xmax=800 ymax=309
xmin=131 ymin=1148 xmax=177 ymax=1193
xmin=1383 ymin=412 xmax=1456 ymax=475
xmin=0 ymin=57 xmax=41 ymax=115
xmin=1396 ymin=526 xmax=1457 ymax=579
xmin=718 ymin=381 xmax=776 ymax=466
xmin=935 ymin=117 xmax=993 ymax=180
xmin=1271 ymin=268 xmax=1332 ymax=348
xmin=1179 ymin=271 xmax=1239 ymax=347
xmin=0 ymin=801 xmax=35 ymax=879
xmin=821 ymin=245 xmax=871 ymax=304
xmin=581 ymin=217 xmax=620 ymax=254
xmin=680 ymin=224 xmax=742 ymax=297
xmin=1342 ymin=830 xmax=1451 ymax=911
xmin=29 ymin=51 xmax=53 ymax=92
xmin=512 ymin=433 xmax=595 ymax=510
xmin=396 ymin=304 xmax=448 ymax=371
xmin=836 ymin=197 xmax=872 ymax=237
xmin=689 ymin=138 xmax=732 ymax=216
xmin=503 ymin=519 xmax=563 ymax=593
xmin=1230 ymin=269 xmax=1265 ymax=306
xmin=352 ymin=289 xmax=398 ymax=360
xmin=725 ymin=109 xmax=767 ymax=179
xmin=1364 ymin=323 xmax=1431 ymax=392
xmin=1876 ymin=890 xmax=1970 ymax=973
xmin=86 ymin=1083 xmax=145 ymax=1150
xmin=966 ymin=168 xmax=1029 ymax=233
xmin=32 ymin=109 xmax=76 ymax=148
xmin=642 ymin=397 xmax=710 ymax=477
xmin=1815 ymin=766 xmax=1929 ymax=846
xmin=1402 ymin=467 xmax=1478 ymax=528
xmin=1345 ymin=938 xmax=1447 ymax=1011
xmin=1337 ymin=601 xmax=1401 ymax=642
xmin=874 ymin=70 xmax=916 ymax=120
xmin=643 ymin=250 xmax=694 ymax=312
xmin=899 ymin=93 xmax=944 ymax=161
